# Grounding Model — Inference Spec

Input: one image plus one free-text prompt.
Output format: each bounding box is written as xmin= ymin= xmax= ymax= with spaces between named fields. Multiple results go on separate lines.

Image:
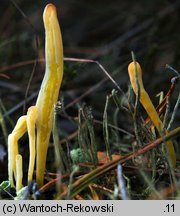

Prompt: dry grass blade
xmin=57 ymin=127 xmax=180 ymax=199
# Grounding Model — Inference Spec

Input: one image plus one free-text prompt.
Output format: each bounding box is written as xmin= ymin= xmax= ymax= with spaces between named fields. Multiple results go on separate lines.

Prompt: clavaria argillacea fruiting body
xmin=8 ymin=3 xmax=64 ymax=190
xmin=128 ymin=62 xmax=176 ymax=167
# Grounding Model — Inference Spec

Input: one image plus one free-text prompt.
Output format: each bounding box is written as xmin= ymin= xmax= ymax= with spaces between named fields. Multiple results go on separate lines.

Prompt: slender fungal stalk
xmin=16 ymin=154 xmax=23 ymax=192
xmin=128 ymin=62 xmax=176 ymax=167
xmin=8 ymin=134 xmax=15 ymax=187
xmin=27 ymin=106 xmax=38 ymax=183
xmin=36 ymin=4 xmax=64 ymax=186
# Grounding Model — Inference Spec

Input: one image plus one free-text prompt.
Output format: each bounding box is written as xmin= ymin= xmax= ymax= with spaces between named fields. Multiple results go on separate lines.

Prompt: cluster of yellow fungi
xmin=8 ymin=3 xmax=64 ymax=191
xmin=128 ymin=62 xmax=176 ymax=167
xmin=7 ymin=3 xmax=176 ymax=194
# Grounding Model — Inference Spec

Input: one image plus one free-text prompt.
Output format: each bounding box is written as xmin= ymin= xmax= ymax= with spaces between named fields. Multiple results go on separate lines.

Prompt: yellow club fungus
xmin=8 ymin=116 xmax=27 ymax=186
xmin=128 ymin=61 xmax=176 ymax=167
xmin=8 ymin=3 xmax=64 ymax=190
xmin=27 ymin=106 xmax=38 ymax=183
xmin=36 ymin=3 xmax=63 ymax=186
xmin=16 ymin=154 xmax=23 ymax=192
xmin=8 ymin=134 xmax=16 ymax=187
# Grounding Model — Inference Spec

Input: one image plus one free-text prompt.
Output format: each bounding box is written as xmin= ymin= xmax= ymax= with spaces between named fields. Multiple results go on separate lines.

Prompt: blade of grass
xmin=82 ymin=106 xmax=98 ymax=166
xmin=103 ymin=95 xmax=112 ymax=161
xmin=0 ymin=107 xmax=8 ymax=146
xmin=167 ymin=93 xmax=180 ymax=131
xmin=117 ymin=164 xmax=129 ymax=200
xmin=57 ymin=127 xmax=180 ymax=199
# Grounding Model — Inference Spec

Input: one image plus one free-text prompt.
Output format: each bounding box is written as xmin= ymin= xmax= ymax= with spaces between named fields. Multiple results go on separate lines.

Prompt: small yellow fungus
xmin=8 ymin=116 xmax=27 ymax=188
xmin=27 ymin=106 xmax=38 ymax=183
xmin=8 ymin=134 xmax=15 ymax=187
xmin=16 ymin=154 xmax=23 ymax=192
xmin=128 ymin=61 xmax=176 ymax=167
